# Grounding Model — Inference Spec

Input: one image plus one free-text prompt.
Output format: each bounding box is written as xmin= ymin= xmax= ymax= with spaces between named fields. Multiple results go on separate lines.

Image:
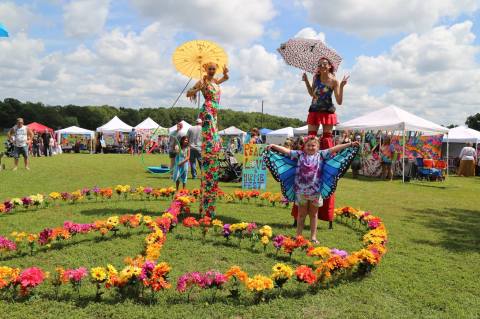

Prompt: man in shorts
xmin=7 ymin=118 xmax=33 ymax=171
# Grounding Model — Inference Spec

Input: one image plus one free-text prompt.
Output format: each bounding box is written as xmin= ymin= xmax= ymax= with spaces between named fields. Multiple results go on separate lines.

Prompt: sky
xmin=0 ymin=0 xmax=479 ymax=126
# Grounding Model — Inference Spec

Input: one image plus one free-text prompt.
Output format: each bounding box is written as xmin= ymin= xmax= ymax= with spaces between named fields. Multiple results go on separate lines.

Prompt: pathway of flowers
xmin=0 ymin=188 xmax=388 ymax=303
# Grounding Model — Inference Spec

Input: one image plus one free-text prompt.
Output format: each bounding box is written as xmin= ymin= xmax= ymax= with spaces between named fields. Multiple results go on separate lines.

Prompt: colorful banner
xmin=60 ymin=134 xmax=90 ymax=147
xmin=242 ymin=144 xmax=267 ymax=190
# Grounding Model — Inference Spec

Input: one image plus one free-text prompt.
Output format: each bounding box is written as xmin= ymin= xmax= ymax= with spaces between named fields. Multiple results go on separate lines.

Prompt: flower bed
xmin=0 ymin=191 xmax=387 ymax=303
xmin=0 ymin=187 xmax=287 ymax=214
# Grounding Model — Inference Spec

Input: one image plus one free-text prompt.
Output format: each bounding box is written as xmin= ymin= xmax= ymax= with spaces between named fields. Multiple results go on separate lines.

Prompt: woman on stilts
xmin=301 ymin=58 xmax=349 ymax=229
xmin=186 ymin=62 xmax=229 ymax=218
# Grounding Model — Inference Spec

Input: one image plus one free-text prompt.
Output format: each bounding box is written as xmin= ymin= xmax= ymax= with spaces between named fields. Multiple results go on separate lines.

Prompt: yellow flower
xmin=212 ymin=219 xmax=223 ymax=227
xmin=246 ymin=275 xmax=274 ymax=292
xmin=143 ymin=216 xmax=153 ymax=224
xmin=107 ymin=264 xmax=118 ymax=276
xmin=307 ymin=246 xmax=331 ymax=259
xmin=259 ymin=225 xmax=272 ymax=238
xmin=90 ymin=267 xmax=107 ymax=282
xmin=107 ymin=216 xmax=119 ymax=228
xmin=49 ymin=192 xmax=61 ymax=200
xmin=271 ymin=263 xmax=293 ymax=280
xmin=261 ymin=236 xmax=269 ymax=245
xmin=161 ymin=213 xmax=174 ymax=220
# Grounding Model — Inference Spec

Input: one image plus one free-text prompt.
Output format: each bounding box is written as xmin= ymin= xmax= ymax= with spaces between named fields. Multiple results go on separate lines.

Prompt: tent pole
xmin=446 ymin=134 xmax=449 ymax=178
xmin=402 ymin=129 xmax=406 ymax=183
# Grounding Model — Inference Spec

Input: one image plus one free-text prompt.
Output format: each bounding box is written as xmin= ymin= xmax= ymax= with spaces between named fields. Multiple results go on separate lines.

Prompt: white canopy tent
xmin=293 ymin=125 xmax=337 ymax=136
xmin=336 ymin=105 xmax=449 ymax=182
xmin=55 ymin=126 xmax=95 ymax=153
xmin=219 ymin=126 xmax=246 ymax=136
xmin=266 ymin=127 xmax=294 ymax=144
xmin=443 ymin=126 xmax=480 ymax=143
xmin=135 ymin=117 xmax=161 ymax=130
xmin=168 ymin=120 xmax=192 ymax=136
xmin=96 ymin=116 xmax=133 ymax=133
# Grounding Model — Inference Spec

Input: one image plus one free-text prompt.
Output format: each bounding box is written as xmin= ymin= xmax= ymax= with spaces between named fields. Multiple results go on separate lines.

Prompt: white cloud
xmin=298 ymin=0 xmax=479 ymax=38
xmin=0 ymin=1 xmax=35 ymax=33
xmin=294 ymin=27 xmax=326 ymax=42
xmin=349 ymin=21 xmax=480 ymax=125
xmin=63 ymin=0 xmax=110 ymax=38
xmin=131 ymin=0 xmax=276 ymax=44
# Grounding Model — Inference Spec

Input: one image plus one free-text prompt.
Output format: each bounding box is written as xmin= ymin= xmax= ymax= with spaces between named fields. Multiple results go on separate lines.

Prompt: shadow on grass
xmin=407 ymin=182 xmax=457 ymax=190
xmin=408 ymin=207 xmax=480 ymax=252
xmin=0 ymin=230 xmax=148 ymax=262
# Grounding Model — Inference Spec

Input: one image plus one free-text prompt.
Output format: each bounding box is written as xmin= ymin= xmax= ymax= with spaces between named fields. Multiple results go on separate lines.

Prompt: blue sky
xmin=0 ymin=0 xmax=479 ymax=125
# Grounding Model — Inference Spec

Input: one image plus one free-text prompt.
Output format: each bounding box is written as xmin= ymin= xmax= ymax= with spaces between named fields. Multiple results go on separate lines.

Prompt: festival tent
xmin=292 ymin=125 xmax=337 ymax=136
xmin=168 ymin=120 xmax=192 ymax=135
xmin=266 ymin=127 xmax=294 ymax=144
xmin=336 ymin=105 xmax=449 ymax=182
xmin=259 ymin=128 xmax=272 ymax=135
xmin=96 ymin=116 xmax=133 ymax=133
xmin=135 ymin=117 xmax=161 ymax=130
xmin=219 ymin=126 xmax=246 ymax=136
xmin=27 ymin=122 xmax=54 ymax=134
xmin=443 ymin=126 xmax=480 ymax=143
xmin=55 ymin=126 xmax=95 ymax=152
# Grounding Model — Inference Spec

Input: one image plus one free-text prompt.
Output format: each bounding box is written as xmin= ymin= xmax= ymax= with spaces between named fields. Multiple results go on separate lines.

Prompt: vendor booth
xmin=55 ymin=126 xmax=94 ymax=153
xmin=265 ymin=127 xmax=294 ymax=145
xmin=135 ymin=117 xmax=168 ymax=138
xmin=96 ymin=116 xmax=133 ymax=152
xmin=168 ymin=120 xmax=191 ymax=136
xmin=219 ymin=126 xmax=246 ymax=153
xmin=337 ymin=106 xmax=449 ymax=181
xmin=442 ymin=126 xmax=480 ymax=157
xmin=27 ymin=122 xmax=53 ymax=134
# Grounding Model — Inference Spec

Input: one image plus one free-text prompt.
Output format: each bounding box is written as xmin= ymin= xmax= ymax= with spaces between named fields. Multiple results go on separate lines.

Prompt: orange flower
xmin=225 ymin=266 xmax=248 ymax=283
xmin=295 ymin=265 xmax=316 ymax=285
xmin=182 ymin=217 xmax=199 ymax=228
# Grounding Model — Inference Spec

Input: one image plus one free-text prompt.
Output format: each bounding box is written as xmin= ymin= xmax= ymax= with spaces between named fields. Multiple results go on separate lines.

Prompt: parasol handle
xmin=169 ymin=77 xmax=193 ymax=109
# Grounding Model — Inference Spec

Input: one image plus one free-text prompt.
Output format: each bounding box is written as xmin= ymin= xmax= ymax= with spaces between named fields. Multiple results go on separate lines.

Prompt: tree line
xmin=0 ymin=98 xmax=304 ymax=132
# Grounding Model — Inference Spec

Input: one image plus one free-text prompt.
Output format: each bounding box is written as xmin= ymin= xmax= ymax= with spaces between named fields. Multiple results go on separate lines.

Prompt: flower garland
xmin=0 ymin=191 xmax=387 ymax=302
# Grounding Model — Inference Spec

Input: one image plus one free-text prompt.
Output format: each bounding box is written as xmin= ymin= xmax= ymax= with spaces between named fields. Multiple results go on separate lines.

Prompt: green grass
xmin=0 ymin=153 xmax=479 ymax=319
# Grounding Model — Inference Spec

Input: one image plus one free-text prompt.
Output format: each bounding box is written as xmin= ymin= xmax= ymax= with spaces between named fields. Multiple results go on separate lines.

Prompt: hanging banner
xmin=242 ymin=144 xmax=267 ymax=190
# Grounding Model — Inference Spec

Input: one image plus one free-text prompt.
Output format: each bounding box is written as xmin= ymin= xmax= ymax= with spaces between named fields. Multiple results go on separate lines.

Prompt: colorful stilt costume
xmin=199 ymin=83 xmax=222 ymax=218
xmin=319 ymin=132 xmax=335 ymax=222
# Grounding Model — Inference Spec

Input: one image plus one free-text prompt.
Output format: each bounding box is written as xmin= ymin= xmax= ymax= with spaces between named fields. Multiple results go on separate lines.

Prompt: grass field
xmin=0 ymin=152 xmax=479 ymax=319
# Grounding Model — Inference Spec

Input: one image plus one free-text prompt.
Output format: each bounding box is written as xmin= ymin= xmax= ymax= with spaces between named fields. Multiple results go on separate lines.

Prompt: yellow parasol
xmin=172 ymin=40 xmax=228 ymax=79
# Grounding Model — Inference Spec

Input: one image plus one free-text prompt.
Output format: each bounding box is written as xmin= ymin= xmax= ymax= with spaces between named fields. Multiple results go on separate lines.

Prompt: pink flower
xmin=64 ymin=267 xmax=87 ymax=283
xmin=18 ymin=267 xmax=45 ymax=291
xmin=0 ymin=236 xmax=17 ymax=251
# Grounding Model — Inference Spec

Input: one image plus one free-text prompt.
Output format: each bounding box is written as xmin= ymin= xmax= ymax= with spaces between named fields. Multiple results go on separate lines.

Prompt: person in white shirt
xmin=458 ymin=142 xmax=477 ymax=177
xmin=7 ymin=118 xmax=34 ymax=171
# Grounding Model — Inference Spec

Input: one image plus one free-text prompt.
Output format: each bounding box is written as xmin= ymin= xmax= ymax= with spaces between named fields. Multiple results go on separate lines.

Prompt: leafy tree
xmin=465 ymin=113 xmax=480 ymax=131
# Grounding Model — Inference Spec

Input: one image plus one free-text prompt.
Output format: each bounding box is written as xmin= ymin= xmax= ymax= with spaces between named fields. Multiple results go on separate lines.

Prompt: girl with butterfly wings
xmin=264 ymin=136 xmax=359 ymax=243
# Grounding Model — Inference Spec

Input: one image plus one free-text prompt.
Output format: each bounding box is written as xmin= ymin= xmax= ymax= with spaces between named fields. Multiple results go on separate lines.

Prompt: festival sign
xmin=242 ymin=144 xmax=267 ymax=190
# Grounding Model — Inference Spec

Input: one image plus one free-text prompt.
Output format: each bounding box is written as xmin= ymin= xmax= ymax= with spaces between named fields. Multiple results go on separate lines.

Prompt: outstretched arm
xmin=266 ymin=144 xmax=291 ymax=156
xmin=328 ymin=141 xmax=359 ymax=154
xmin=216 ymin=66 xmax=229 ymax=84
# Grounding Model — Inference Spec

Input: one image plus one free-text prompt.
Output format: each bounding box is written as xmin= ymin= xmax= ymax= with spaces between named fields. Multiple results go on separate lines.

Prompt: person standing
xmin=169 ymin=122 xmax=184 ymax=172
xmin=458 ymin=142 xmax=477 ymax=177
xmin=7 ymin=118 xmax=33 ymax=171
xmin=351 ymin=135 xmax=363 ymax=178
xmin=187 ymin=62 xmax=229 ymax=217
xmin=128 ymin=128 xmax=137 ymax=155
xmin=32 ymin=133 xmax=41 ymax=157
xmin=42 ymin=129 xmax=52 ymax=156
xmin=187 ymin=118 xmax=203 ymax=179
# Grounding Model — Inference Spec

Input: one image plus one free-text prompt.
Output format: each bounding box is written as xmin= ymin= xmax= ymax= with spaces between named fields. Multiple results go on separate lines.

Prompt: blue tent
xmin=0 ymin=23 xmax=8 ymax=37
xmin=259 ymin=128 xmax=272 ymax=135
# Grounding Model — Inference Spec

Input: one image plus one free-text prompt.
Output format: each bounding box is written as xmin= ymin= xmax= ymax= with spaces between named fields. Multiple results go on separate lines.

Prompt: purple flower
xmin=21 ymin=197 xmax=32 ymax=207
xmin=0 ymin=236 xmax=17 ymax=251
xmin=222 ymin=224 xmax=231 ymax=238
xmin=81 ymin=188 xmax=91 ymax=196
xmin=177 ymin=272 xmax=203 ymax=292
xmin=330 ymin=248 xmax=348 ymax=258
xmin=38 ymin=228 xmax=53 ymax=245
xmin=144 ymin=187 xmax=153 ymax=195
xmin=273 ymin=235 xmax=285 ymax=249
xmin=63 ymin=221 xmax=94 ymax=234
xmin=93 ymin=186 xmax=100 ymax=194
xmin=64 ymin=267 xmax=87 ymax=282
xmin=140 ymin=260 xmax=156 ymax=280
xmin=202 ymin=270 xmax=227 ymax=288
xmin=61 ymin=192 xmax=71 ymax=200
xmin=3 ymin=201 xmax=13 ymax=212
